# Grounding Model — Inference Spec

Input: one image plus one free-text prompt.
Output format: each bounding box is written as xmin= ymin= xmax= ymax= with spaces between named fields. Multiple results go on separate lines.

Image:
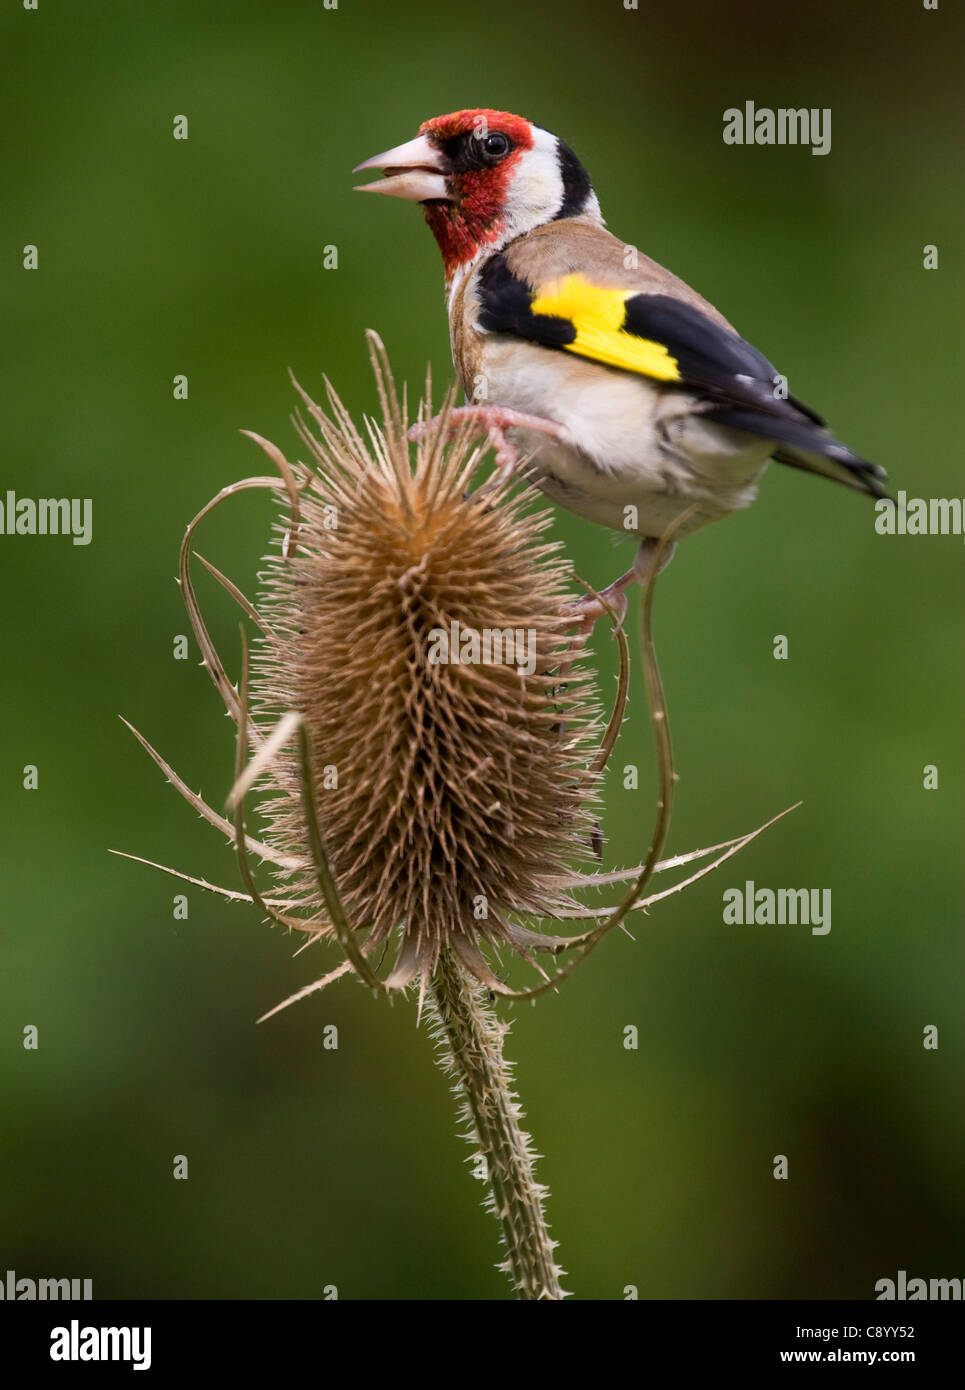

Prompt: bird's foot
xmin=563 ymin=577 xmax=632 ymax=640
xmin=408 ymin=405 xmax=569 ymax=481
xmin=563 ymin=538 xmax=678 ymax=641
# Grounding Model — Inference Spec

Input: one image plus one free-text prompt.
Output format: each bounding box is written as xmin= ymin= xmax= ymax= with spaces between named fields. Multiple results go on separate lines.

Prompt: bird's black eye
xmin=445 ymin=129 xmax=514 ymax=172
xmin=482 ymin=132 xmax=511 ymax=160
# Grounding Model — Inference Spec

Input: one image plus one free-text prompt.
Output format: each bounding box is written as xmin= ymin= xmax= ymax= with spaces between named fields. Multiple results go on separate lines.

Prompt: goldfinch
xmin=354 ymin=108 xmax=887 ymax=622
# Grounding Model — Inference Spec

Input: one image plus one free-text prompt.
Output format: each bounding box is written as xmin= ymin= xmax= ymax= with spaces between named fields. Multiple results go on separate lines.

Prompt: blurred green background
xmin=2 ymin=0 xmax=963 ymax=1301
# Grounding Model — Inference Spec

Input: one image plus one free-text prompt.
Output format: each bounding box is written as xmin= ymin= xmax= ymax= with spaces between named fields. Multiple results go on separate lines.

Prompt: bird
xmin=354 ymin=108 xmax=888 ymax=629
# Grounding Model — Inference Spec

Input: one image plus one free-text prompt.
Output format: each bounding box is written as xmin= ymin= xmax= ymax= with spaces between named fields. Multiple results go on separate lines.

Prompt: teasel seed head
xmin=250 ymin=334 xmax=603 ymax=994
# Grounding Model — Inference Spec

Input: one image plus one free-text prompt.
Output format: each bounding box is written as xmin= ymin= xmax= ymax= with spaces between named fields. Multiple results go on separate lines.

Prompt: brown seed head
xmin=251 ymin=336 xmax=603 ymax=989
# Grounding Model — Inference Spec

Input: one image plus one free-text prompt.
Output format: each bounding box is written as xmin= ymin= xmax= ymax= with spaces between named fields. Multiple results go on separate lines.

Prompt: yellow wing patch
xmin=529 ymin=274 xmax=682 ymax=382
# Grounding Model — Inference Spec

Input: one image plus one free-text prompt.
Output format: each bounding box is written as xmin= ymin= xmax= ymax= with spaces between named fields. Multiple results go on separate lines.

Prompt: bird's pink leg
xmin=552 ymin=542 xmax=677 ymax=757
xmin=408 ymin=405 xmax=570 ymax=479
xmin=565 ymin=538 xmax=678 ymax=641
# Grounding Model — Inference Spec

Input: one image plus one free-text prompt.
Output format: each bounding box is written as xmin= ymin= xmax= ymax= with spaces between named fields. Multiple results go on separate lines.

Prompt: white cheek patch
xmin=501 ymin=129 xmax=567 ymax=235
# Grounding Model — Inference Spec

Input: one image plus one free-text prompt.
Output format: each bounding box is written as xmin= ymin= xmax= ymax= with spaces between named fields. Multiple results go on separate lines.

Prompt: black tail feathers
xmin=707 ymin=405 xmax=889 ymax=499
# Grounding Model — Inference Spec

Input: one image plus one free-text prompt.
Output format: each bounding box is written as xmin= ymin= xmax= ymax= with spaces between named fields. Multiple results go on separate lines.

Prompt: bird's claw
xmin=562 ymin=586 xmax=630 ymax=637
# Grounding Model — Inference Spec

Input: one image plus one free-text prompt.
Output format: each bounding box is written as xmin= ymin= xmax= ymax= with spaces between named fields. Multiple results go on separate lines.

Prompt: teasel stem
xmin=428 ymin=947 xmax=565 ymax=1300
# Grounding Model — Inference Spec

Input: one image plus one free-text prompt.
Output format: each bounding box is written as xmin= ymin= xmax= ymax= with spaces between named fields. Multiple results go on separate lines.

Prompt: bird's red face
xmin=355 ymin=109 xmax=596 ymax=282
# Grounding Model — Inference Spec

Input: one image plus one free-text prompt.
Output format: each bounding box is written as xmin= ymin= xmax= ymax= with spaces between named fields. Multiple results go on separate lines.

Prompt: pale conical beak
xmin=353 ymin=134 xmax=451 ymax=202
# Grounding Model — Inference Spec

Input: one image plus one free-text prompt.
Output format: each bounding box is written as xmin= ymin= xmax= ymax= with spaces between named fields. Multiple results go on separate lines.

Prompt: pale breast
xmin=447 ymin=260 xmax=773 ymax=540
